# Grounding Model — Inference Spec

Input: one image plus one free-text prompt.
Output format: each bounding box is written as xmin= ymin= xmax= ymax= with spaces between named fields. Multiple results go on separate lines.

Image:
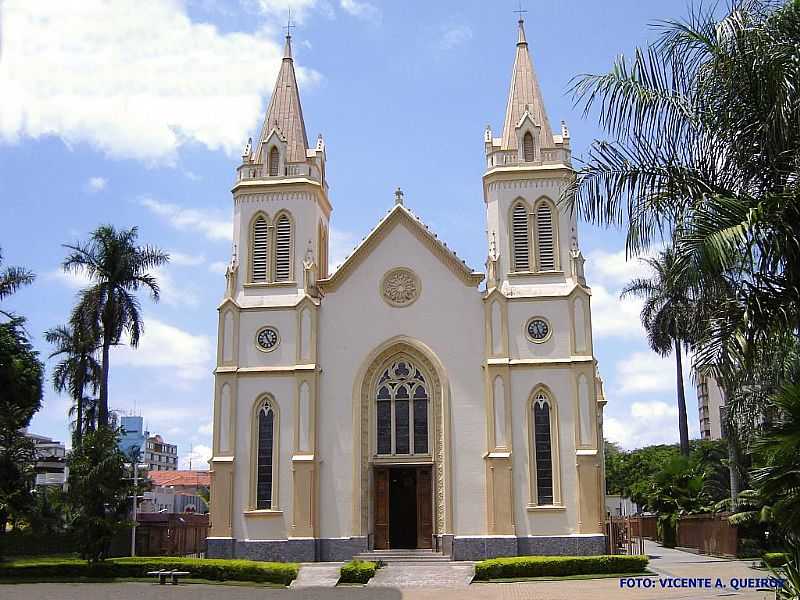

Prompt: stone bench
xmin=147 ymin=570 xmax=191 ymax=585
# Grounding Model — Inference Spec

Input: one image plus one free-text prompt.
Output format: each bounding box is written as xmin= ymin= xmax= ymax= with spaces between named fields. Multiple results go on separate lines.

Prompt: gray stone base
xmin=452 ymin=534 xmax=606 ymax=561
xmin=206 ymin=536 xmax=367 ymax=562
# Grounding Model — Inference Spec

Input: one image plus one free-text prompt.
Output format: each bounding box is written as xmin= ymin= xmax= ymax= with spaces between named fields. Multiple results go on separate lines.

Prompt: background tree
xmin=0 ymin=318 xmax=44 ymax=559
xmin=0 ymin=247 xmax=35 ymax=316
xmin=62 ymin=226 xmax=168 ymax=428
xmin=66 ymin=428 xmax=131 ymax=562
xmin=621 ymin=248 xmax=694 ymax=455
xmin=45 ymin=321 xmax=101 ymax=447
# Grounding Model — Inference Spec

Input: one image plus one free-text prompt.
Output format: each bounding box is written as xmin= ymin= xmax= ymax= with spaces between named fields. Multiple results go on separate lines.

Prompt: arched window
xmin=251 ymin=215 xmax=269 ymax=282
xmin=511 ymin=201 xmax=530 ymax=272
xmin=531 ymin=391 xmax=554 ymax=505
xmin=274 ymin=213 xmax=292 ymax=281
xmin=268 ymin=146 xmax=280 ymax=176
xmin=376 ymin=360 xmax=429 ymax=456
xmin=523 ymin=131 xmax=535 ymax=162
xmin=256 ymin=398 xmax=275 ymax=509
xmin=535 ymin=202 xmax=556 ymax=271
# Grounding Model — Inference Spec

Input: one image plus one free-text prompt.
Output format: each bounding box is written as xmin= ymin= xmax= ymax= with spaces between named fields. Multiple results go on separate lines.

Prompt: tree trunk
xmin=99 ymin=335 xmax=110 ymax=429
xmin=75 ymin=367 xmax=84 ymax=445
xmin=728 ymin=438 xmax=740 ymax=509
xmin=674 ymin=339 xmax=690 ymax=456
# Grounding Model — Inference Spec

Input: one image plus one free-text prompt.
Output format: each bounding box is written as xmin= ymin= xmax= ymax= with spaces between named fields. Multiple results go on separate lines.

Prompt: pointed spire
xmin=255 ymin=29 xmax=309 ymax=164
xmin=501 ymin=18 xmax=554 ymax=152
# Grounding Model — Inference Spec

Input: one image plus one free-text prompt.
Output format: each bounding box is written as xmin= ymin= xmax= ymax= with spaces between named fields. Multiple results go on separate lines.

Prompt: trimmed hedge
xmin=474 ymin=555 xmax=649 ymax=580
xmin=339 ymin=559 xmax=378 ymax=584
xmin=0 ymin=556 xmax=298 ymax=586
xmin=763 ymin=552 xmax=789 ymax=568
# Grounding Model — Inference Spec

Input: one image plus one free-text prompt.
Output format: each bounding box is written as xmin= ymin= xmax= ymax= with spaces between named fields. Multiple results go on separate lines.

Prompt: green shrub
xmin=474 ymin=555 xmax=649 ymax=581
xmin=0 ymin=556 xmax=298 ymax=586
xmin=763 ymin=552 xmax=789 ymax=568
xmin=339 ymin=559 xmax=377 ymax=584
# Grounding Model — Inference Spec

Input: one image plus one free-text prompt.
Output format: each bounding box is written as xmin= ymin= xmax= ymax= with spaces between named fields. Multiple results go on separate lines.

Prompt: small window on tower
xmin=269 ymin=147 xmax=280 ymax=176
xmin=523 ymin=132 xmax=535 ymax=162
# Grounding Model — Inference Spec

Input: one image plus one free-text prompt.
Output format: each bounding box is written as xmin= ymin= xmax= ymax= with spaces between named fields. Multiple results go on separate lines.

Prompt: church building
xmin=208 ymin=18 xmax=608 ymax=562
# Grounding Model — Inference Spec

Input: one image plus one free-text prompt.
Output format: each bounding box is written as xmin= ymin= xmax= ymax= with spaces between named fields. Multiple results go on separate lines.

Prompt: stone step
xmin=289 ymin=563 xmax=343 ymax=588
xmin=367 ymin=563 xmax=475 ymax=588
xmin=353 ymin=550 xmax=451 ymax=563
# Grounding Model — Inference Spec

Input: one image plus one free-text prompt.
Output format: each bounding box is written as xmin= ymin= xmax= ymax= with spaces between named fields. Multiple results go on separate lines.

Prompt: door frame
xmin=372 ymin=463 xmax=434 ymax=550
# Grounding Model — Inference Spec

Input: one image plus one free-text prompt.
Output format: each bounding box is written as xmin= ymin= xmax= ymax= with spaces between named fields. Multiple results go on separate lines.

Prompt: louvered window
xmin=256 ymin=400 xmax=275 ymax=509
xmin=274 ymin=214 xmax=292 ymax=281
xmin=251 ymin=216 xmax=269 ymax=282
xmin=268 ymin=147 xmax=280 ymax=176
xmin=532 ymin=393 xmax=553 ymax=505
xmin=536 ymin=203 xmax=556 ymax=271
xmin=523 ymin=131 xmax=535 ymax=162
xmin=511 ymin=202 xmax=530 ymax=272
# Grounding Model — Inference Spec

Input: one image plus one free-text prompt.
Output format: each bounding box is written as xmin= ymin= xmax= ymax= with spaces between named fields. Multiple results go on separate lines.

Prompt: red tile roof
xmin=149 ymin=470 xmax=210 ymax=488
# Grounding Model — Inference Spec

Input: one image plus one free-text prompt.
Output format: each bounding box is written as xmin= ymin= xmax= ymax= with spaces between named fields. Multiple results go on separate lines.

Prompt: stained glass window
xmin=256 ymin=400 xmax=275 ymax=509
xmin=532 ymin=393 xmax=554 ymax=505
xmin=375 ymin=360 xmax=429 ymax=456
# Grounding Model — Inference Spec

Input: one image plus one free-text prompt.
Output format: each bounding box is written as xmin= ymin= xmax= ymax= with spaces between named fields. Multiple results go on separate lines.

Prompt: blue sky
xmin=0 ymin=0 xmax=700 ymax=467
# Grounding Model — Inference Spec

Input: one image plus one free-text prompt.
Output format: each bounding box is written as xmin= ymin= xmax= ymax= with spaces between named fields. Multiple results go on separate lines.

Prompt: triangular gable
xmin=318 ymin=205 xmax=484 ymax=293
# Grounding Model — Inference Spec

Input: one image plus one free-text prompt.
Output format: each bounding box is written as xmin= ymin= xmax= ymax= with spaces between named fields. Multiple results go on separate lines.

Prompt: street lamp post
xmin=128 ymin=461 xmax=148 ymax=557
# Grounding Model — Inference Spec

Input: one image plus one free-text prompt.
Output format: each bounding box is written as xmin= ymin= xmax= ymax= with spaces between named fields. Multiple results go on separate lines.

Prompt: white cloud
xmin=615 ymin=351 xmax=676 ymax=395
xmin=589 ymin=284 xmax=645 ymax=339
xmin=208 ymin=261 xmax=229 ymax=275
xmin=168 ymin=251 xmax=206 ymax=267
xmin=0 ymin=1 xmax=321 ymax=163
xmin=605 ymin=401 xmax=678 ymax=449
xmin=114 ymin=316 xmax=213 ymax=381
xmin=328 ymin=227 xmax=357 ymax=271
xmin=340 ymin=0 xmax=380 ymax=23
xmin=585 ymin=247 xmax=659 ymax=288
xmin=198 ymin=421 xmax=214 ymax=435
xmin=140 ymin=197 xmax=232 ymax=241
xmin=253 ymin=0 xmax=321 ymax=24
xmin=86 ymin=176 xmax=107 ymax=192
xmin=46 ymin=268 xmax=93 ymax=290
xmin=439 ymin=24 xmax=472 ymax=50
xmin=180 ymin=444 xmax=212 ymax=470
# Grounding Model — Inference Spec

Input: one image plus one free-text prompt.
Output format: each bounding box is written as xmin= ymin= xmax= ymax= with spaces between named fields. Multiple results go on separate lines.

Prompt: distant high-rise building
xmin=119 ymin=415 xmax=148 ymax=461
xmin=145 ymin=434 xmax=178 ymax=471
xmin=697 ymin=374 xmax=726 ymax=440
xmin=25 ymin=432 xmax=67 ymax=488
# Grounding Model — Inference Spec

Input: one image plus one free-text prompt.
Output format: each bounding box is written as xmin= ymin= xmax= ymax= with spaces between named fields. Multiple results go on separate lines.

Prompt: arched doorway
xmin=356 ymin=340 xmax=450 ymax=550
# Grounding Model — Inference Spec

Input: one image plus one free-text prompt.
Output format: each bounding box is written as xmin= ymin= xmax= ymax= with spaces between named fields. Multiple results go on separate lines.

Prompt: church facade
xmin=207 ymin=18 xmax=607 ymax=562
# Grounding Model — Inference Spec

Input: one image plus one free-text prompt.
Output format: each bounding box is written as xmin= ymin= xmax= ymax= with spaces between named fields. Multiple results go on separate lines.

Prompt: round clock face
xmin=527 ymin=318 xmax=550 ymax=342
xmin=256 ymin=327 xmax=279 ymax=352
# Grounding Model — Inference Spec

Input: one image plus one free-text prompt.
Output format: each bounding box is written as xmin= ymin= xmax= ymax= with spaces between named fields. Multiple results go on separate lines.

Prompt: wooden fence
xmin=676 ymin=513 xmax=738 ymax=557
xmin=134 ymin=513 xmax=209 ymax=557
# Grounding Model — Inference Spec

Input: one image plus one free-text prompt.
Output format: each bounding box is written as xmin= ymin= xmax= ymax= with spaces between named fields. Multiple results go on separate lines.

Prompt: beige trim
xmin=219 ymin=364 xmax=317 ymax=375
xmin=319 ymin=206 xmax=483 ymax=292
xmin=526 ymin=504 xmax=566 ymax=511
xmin=243 ymin=281 xmax=297 ymax=289
xmin=232 ymin=178 xmax=333 ymax=219
xmin=209 ymin=460 xmax=235 ymax=537
xmin=249 ymin=394 xmax=280 ymax=511
xmin=352 ymin=336 xmax=452 ymax=536
xmin=573 ymin=367 xmax=598 ymax=451
xmin=484 ymin=366 xmax=512 ymax=453
xmin=527 ymin=385 xmax=563 ymax=507
xmin=483 ymin=289 xmax=509 ymax=359
xmin=212 ymin=376 xmax=237 ymax=457
xmin=244 ymin=509 xmax=284 ymax=517
xmin=485 ymin=356 xmax=595 ymax=367
xmin=295 ymin=297 xmax=318 ymax=366
xmin=216 ymin=305 xmax=240 ymax=368
xmin=507 ymin=270 xmax=565 ymax=278
xmin=380 ymin=267 xmax=421 ymax=308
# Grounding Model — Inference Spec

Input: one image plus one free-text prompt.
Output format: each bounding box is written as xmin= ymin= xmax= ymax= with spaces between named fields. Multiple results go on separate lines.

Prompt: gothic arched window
xmin=274 ymin=213 xmax=292 ymax=281
xmin=535 ymin=201 xmax=556 ymax=271
xmin=531 ymin=391 xmax=554 ymax=505
xmin=523 ymin=131 xmax=535 ymax=162
xmin=268 ymin=146 xmax=280 ymax=176
xmin=511 ymin=201 xmax=530 ymax=272
xmin=256 ymin=398 xmax=275 ymax=509
xmin=376 ymin=360 xmax=429 ymax=456
xmin=251 ymin=215 xmax=269 ymax=283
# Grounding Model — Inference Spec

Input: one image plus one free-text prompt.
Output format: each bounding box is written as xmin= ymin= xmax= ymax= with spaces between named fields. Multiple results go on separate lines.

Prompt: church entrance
xmin=373 ymin=466 xmax=433 ymax=549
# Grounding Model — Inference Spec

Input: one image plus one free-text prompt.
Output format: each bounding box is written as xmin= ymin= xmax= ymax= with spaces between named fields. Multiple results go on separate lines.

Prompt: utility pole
xmin=129 ymin=460 xmax=148 ymax=557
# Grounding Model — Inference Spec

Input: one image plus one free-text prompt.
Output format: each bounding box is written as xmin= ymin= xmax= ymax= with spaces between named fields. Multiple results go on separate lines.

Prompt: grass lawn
xmin=474 ymin=570 xmax=657 ymax=583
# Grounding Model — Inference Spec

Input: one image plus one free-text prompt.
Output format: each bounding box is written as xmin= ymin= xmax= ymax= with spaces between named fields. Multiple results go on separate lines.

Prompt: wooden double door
xmin=373 ymin=466 xmax=433 ymax=550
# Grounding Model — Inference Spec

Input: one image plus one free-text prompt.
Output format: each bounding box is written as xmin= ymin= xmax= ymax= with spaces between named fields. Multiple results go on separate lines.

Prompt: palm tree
xmin=62 ymin=226 xmax=168 ymax=428
xmin=0 ymin=246 xmax=35 ymax=318
xmin=622 ymin=248 xmax=694 ymax=456
xmin=45 ymin=321 xmax=101 ymax=445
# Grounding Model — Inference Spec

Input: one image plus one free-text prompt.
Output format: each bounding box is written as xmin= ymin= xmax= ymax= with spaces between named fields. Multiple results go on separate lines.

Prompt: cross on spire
xmin=285 ymin=8 xmax=295 ymax=38
xmin=513 ymin=0 xmax=527 ymax=21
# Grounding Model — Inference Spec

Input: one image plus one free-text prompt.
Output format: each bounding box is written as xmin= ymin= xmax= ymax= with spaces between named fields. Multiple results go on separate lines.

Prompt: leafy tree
xmin=0 ymin=318 xmax=44 ymax=558
xmin=0 ymin=247 xmax=35 ymax=317
xmin=45 ymin=321 xmax=101 ymax=446
xmin=62 ymin=226 xmax=168 ymax=428
xmin=622 ymin=249 xmax=695 ymax=455
xmin=66 ymin=427 xmax=131 ymax=562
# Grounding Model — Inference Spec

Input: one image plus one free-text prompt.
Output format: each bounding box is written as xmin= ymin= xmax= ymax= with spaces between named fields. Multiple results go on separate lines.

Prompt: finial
xmin=515 ymin=2 xmax=528 ymax=46
xmin=283 ymin=9 xmax=295 ymax=58
xmin=394 ymin=187 xmax=404 ymax=206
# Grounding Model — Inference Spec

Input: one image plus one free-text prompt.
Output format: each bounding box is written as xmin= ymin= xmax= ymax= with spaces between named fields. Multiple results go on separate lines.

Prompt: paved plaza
xmin=0 ymin=542 xmax=780 ymax=600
